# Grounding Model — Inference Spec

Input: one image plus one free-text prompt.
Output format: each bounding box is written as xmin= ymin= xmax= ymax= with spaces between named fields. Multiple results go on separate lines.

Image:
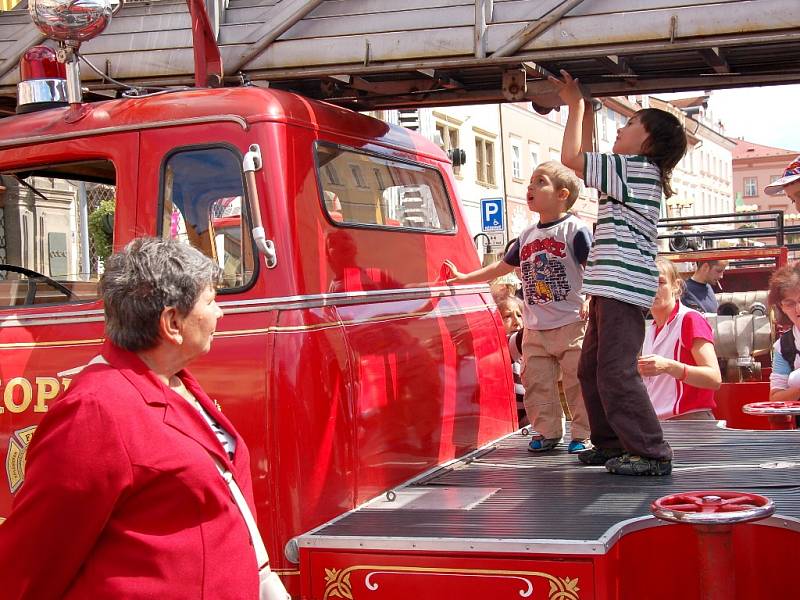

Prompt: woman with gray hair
xmin=0 ymin=237 xmax=262 ymax=599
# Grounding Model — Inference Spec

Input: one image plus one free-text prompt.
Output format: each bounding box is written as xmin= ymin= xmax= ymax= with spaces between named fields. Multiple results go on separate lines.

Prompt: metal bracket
xmin=502 ymin=68 xmax=527 ymax=102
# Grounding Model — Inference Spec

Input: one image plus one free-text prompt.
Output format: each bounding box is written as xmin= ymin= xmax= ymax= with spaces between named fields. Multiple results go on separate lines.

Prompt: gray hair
xmin=100 ymin=237 xmax=221 ymax=351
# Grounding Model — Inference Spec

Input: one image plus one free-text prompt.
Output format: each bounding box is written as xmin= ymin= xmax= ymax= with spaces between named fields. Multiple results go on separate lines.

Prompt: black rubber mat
xmin=312 ymin=422 xmax=800 ymax=542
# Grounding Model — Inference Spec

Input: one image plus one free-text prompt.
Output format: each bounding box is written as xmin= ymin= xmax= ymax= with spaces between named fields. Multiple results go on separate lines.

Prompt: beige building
xmin=379 ymin=92 xmax=734 ymax=255
xmin=375 ymin=106 xmax=505 ymax=255
xmin=662 ymin=96 xmax=735 ymax=220
xmin=732 ymin=139 xmax=799 ymax=214
xmin=499 ymin=102 xmax=600 ymax=240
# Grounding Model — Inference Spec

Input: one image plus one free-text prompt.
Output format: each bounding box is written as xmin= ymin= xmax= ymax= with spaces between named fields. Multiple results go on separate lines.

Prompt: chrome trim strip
xmin=0 ymin=285 xmax=491 ymax=327
xmin=298 ymin=513 xmax=800 ymax=557
xmin=0 ymin=115 xmax=249 ymax=151
xmin=0 ymin=314 xmax=105 ymax=328
xmin=0 ymin=308 xmax=104 ymax=325
xmin=219 ymin=284 xmax=491 ymax=314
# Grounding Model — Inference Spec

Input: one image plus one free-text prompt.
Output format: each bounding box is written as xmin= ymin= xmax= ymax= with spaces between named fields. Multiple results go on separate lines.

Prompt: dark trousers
xmin=578 ymin=296 xmax=672 ymax=460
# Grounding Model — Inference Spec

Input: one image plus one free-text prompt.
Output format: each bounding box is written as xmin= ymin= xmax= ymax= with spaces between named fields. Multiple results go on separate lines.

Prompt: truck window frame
xmin=0 ymin=159 xmax=117 ymax=308
xmin=157 ymin=143 xmax=259 ymax=295
xmin=314 ymin=141 xmax=457 ymax=235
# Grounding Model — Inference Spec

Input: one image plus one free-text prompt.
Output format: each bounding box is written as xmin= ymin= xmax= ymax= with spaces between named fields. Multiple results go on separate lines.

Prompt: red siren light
xmin=16 ymin=45 xmax=68 ymax=114
xmin=20 ymin=46 xmax=66 ymax=81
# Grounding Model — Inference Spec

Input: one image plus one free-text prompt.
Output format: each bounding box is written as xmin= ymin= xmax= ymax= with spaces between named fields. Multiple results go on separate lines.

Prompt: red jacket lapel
xmin=100 ymin=341 xmax=230 ymax=464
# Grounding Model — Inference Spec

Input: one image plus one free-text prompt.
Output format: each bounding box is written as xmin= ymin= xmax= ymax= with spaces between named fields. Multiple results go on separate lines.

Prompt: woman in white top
xmin=638 ymin=258 xmax=721 ymax=420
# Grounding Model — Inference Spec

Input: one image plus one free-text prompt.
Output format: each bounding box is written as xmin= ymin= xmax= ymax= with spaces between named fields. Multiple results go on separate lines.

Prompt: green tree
xmin=88 ymin=198 xmax=115 ymax=261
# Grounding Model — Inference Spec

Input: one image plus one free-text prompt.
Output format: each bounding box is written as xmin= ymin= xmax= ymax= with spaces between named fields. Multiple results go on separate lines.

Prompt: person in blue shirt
xmin=682 ymin=260 xmax=728 ymax=314
xmin=768 ymin=263 xmax=800 ymax=401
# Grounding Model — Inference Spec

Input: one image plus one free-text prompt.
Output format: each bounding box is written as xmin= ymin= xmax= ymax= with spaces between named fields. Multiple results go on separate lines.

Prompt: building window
xmin=511 ymin=141 xmax=522 ymax=179
xmin=325 ymin=165 xmax=342 ymax=186
xmin=475 ymin=137 xmax=495 ymax=186
xmin=601 ymin=108 xmax=609 ymax=141
xmin=744 ymin=177 xmax=758 ymax=197
xmin=529 ymin=142 xmax=540 ymax=171
xmin=350 ymin=165 xmax=367 ymax=188
xmin=435 ymin=121 xmax=461 ymax=175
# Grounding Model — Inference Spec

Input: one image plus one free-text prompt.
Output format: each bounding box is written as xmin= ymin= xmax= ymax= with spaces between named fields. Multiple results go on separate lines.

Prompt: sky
xmin=662 ymin=84 xmax=800 ymax=152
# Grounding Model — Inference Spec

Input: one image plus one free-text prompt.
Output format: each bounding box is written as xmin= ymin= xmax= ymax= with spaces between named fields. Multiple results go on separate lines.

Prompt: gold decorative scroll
xmin=323 ymin=565 xmax=580 ymax=599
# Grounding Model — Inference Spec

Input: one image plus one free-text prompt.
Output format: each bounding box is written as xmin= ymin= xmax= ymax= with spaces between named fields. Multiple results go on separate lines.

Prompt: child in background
xmin=446 ymin=161 xmax=592 ymax=454
xmin=639 ymin=258 xmax=721 ymax=420
xmin=768 ymin=263 xmax=800 ymax=401
xmin=491 ymin=288 xmax=529 ymax=428
xmin=551 ymin=70 xmax=687 ymax=475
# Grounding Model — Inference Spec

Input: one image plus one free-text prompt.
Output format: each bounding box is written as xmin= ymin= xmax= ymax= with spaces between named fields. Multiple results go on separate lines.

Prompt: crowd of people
xmin=449 ymin=71 xmax=800 ymax=477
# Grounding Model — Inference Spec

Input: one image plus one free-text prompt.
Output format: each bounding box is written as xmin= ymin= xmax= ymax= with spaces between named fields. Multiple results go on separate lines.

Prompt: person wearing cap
xmin=765 ymin=156 xmax=800 ymax=210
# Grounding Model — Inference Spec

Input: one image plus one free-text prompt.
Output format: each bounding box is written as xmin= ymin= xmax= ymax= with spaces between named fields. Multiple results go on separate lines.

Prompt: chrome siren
xmin=28 ymin=0 xmax=119 ymax=45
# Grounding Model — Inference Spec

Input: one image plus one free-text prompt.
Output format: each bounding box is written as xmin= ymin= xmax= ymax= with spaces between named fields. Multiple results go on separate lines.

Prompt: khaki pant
xmin=521 ymin=320 xmax=590 ymax=441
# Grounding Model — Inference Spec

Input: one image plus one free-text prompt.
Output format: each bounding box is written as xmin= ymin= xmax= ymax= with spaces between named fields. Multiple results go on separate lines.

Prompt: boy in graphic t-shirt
xmin=445 ymin=161 xmax=592 ymax=453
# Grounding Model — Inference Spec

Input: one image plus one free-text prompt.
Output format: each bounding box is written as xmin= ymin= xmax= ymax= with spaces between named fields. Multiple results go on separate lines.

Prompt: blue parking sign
xmin=481 ymin=198 xmax=504 ymax=232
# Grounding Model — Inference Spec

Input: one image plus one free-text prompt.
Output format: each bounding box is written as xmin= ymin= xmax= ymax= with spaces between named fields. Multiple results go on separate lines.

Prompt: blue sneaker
xmin=568 ymin=439 xmax=590 ymax=454
xmin=527 ymin=437 xmax=560 ymax=453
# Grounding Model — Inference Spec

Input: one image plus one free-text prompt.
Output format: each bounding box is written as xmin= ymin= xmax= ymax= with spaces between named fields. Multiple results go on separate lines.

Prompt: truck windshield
xmin=0 ymin=160 xmax=115 ymax=307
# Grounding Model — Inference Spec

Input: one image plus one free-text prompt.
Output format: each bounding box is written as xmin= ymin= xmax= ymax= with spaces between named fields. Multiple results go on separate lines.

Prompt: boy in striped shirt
xmin=550 ymin=70 xmax=687 ymax=476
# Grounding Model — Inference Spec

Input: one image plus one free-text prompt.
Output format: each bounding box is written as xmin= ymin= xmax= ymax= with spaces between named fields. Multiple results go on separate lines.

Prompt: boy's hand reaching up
xmin=548 ymin=70 xmax=584 ymax=108
xmin=443 ymin=260 xmax=464 ymax=284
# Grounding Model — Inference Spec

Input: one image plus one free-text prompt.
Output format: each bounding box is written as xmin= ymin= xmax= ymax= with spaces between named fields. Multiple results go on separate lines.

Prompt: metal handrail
xmin=658 ymin=210 xmax=785 ymax=248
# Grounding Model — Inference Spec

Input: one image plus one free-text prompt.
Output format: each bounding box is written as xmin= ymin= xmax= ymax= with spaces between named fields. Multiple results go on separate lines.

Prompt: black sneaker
xmin=577 ymin=447 xmax=625 ymax=465
xmin=605 ymin=454 xmax=672 ymax=476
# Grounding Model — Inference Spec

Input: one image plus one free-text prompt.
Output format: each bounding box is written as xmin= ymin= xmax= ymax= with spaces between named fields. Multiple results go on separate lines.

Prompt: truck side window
xmin=160 ymin=147 xmax=255 ymax=290
xmin=316 ymin=143 xmax=456 ymax=232
xmin=0 ymin=161 xmax=115 ymax=307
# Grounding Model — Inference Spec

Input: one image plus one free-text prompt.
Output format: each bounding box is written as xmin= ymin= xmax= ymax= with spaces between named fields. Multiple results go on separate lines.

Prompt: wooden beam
xmin=522 ymin=61 xmax=555 ymax=80
xmin=699 ymin=47 xmax=731 ymax=74
xmin=474 ymin=0 xmax=493 ymax=59
xmin=226 ymin=0 xmax=324 ymax=75
xmin=326 ymin=71 xmax=800 ymax=110
xmin=596 ymin=55 xmax=636 ymax=77
xmin=492 ymin=0 xmax=586 ymax=58
xmin=223 ymin=30 xmax=800 ymax=84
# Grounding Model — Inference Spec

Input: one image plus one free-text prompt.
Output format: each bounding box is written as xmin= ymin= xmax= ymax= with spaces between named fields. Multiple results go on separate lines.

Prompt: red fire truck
xmin=1 ymin=1 xmax=799 ymax=599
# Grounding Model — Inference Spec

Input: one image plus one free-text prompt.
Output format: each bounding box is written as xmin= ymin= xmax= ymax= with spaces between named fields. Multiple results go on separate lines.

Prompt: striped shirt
xmin=582 ymin=152 xmax=662 ymax=308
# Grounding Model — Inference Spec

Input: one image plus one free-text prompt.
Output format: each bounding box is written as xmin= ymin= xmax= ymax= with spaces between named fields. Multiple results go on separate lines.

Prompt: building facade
xmin=732 ymin=139 xmax=799 ymax=215
xmin=377 ymin=92 xmax=735 ymax=256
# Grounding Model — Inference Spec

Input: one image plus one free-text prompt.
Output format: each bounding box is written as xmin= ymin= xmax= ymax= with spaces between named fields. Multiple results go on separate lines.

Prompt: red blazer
xmin=0 ymin=341 xmax=259 ymax=599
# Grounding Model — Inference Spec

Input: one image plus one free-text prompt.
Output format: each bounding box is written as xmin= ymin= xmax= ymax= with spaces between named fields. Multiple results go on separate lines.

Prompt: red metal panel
xmin=303 ymin=549 xmax=593 ymax=600
xmin=608 ymin=521 xmax=800 ymax=600
xmin=337 ymin=292 xmax=513 ymax=504
xmin=714 ymin=381 xmax=795 ymax=430
xmin=267 ymin=306 xmax=356 ymax=558
xmin=0 ymin=132 xmax=139 ymax=518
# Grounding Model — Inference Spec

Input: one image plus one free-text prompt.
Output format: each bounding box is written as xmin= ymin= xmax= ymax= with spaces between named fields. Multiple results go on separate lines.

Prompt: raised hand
xmin=548 ymin=70 xmax=583 ymax=107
